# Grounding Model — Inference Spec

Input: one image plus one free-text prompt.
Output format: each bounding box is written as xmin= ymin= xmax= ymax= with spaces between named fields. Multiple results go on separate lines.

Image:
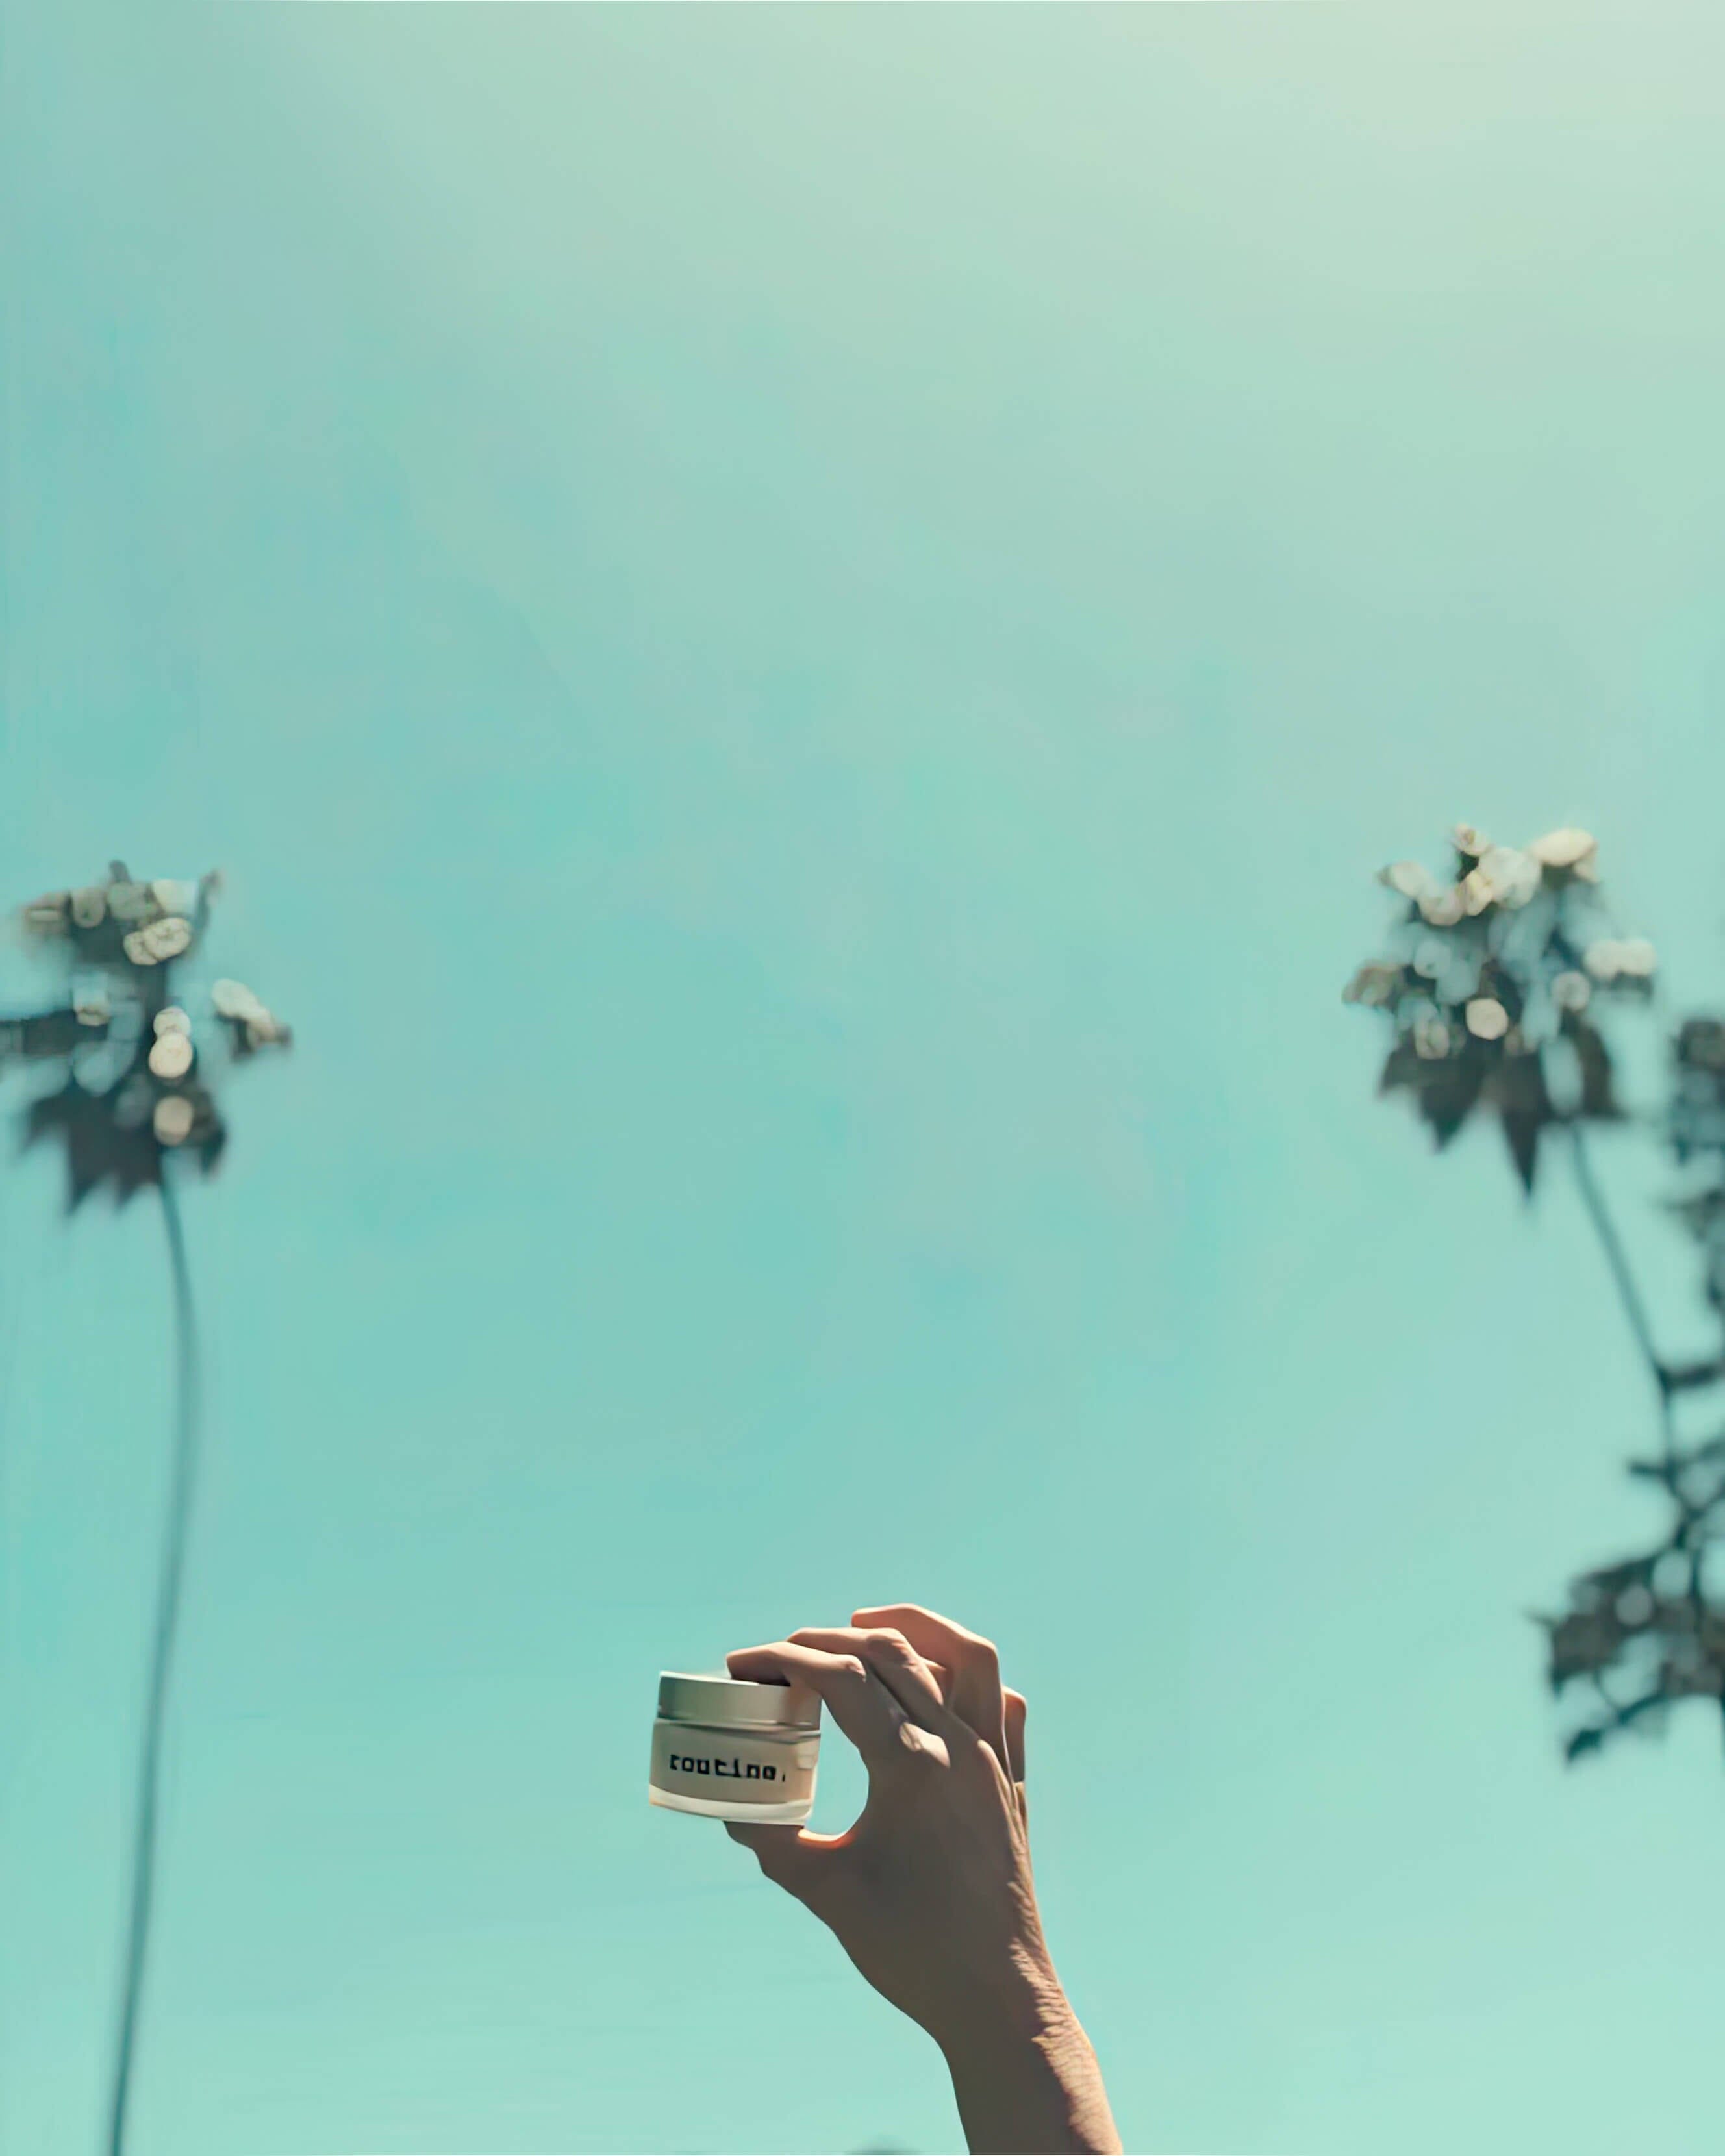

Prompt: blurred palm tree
xmin=2 ymin=863 xmax=289 ymax=2154
xmin=1346 ymin=826 xmax=1725 ymax=1762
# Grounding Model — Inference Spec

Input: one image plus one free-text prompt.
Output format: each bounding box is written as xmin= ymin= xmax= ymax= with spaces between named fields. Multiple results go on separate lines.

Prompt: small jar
xmin=649 ymin=1672 xmax=822 ymax=1824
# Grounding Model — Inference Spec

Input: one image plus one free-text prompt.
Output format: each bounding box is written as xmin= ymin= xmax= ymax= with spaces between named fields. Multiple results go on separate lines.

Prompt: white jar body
xmin=648 ymin=1716 xmax=820 ymax=1824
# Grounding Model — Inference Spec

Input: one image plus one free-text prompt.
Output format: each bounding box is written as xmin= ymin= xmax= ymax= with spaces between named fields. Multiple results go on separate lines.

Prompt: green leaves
xmin=1346 ymin=825 xmax=1641 ymax=1197
xmin=4 ymin=864 xmax=281 ymax=1212
xmin=1538 ymin=1499 xmax=1725 ymax=1762
xmin=0 ymin=1008 xmax=103 ymax=1065
xmin=1489 ymin=1046 xmax=1555 ymax=1196
xmin=1350 ymin=821 xmax=1725 ymax=1766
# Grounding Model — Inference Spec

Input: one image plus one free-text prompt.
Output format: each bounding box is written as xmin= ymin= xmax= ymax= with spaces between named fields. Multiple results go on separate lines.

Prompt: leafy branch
xmin=1346 ymin=826 xmax=1725 ymax=1764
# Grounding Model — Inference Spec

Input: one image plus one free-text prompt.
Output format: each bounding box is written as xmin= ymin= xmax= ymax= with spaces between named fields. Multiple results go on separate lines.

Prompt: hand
xmin=725 ymin=1605 xmax=1120 ymax=2156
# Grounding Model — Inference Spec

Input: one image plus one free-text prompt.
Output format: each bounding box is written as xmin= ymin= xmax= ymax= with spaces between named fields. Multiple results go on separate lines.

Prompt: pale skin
xmin=724 ymin=1605 xmax=1121 ymax=2156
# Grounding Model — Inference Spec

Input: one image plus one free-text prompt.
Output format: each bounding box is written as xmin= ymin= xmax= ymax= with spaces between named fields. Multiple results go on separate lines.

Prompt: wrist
xmin=931 ymin=1937 xmax=1072 ymax=2061
xmin=933 ymin=1947 xmax=1120 ymax=2156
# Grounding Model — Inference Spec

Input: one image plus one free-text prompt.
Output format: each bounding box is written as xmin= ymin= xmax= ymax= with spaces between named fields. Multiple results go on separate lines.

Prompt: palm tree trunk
xmin=105 ymin=1173 xmax=200 ymax=2156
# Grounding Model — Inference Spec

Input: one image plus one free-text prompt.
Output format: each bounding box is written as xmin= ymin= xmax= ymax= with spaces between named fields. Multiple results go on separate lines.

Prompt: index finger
xmin=851 ymin=1604 xmax=1007 ymax=1758
xmin=788 ymin=1625 xmax=957 ymax=1735
xmin=725 ymin=1640 xmax=907 ymax=1766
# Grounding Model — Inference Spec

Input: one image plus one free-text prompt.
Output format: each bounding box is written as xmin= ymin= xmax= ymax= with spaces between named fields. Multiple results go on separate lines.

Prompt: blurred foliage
xmin=1348 ymin=826 xmax=1725 ymax=1764
xmin=1343 ymin=825 xmax=1643 ymax=1196
xmin=1 ymin=860 xmax=290 ymax=1209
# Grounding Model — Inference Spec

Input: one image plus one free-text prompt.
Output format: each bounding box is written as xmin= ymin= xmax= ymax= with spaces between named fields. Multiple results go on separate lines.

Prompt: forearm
xmin=935 ymin=1953 xmax=1122 ymax=2155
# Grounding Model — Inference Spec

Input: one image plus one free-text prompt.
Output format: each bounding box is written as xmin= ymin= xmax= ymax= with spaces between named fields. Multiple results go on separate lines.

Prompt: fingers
xmin=851 ymin=1604 xmax=1009 ymax=1763
xmin=1004 ymin=1687 xmax=1028 ymax=1827
xmin=1003 ymin=1688 xmax=1027 ymax=1783
xmin=725 ymin=1640 xmax=907 ymax=1767
xmin=787 ymin=1625 xmax=954 ymax=1733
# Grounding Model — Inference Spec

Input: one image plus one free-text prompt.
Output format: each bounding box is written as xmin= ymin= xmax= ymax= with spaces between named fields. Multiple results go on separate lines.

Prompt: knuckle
xmin=895 ymin=1720 xmax=952 ymax=1769
xmin=959 ymin=1634 xmax=1000 ymax=1679
xmin=956 ymin=1724 xmax=998 ymax=1768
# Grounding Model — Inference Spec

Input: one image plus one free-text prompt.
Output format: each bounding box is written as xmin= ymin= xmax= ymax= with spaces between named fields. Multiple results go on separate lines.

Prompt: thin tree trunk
xmin=105 ymin=1174 xmax=199 ymax=2156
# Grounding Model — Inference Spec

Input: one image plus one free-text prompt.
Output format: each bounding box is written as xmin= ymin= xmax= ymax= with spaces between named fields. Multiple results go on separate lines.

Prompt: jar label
xmin=649 ymin=1721 xmax=818 ymax=1805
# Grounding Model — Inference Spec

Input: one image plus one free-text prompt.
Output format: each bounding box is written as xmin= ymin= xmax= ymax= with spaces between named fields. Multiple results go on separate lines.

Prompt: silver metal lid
xmin=657 ymin=1672 xmax=822 ymax=1731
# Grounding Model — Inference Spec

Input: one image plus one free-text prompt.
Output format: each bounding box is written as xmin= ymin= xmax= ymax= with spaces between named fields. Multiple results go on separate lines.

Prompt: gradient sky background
xmin=6 ymin=8 xmax=1725 ymax=2155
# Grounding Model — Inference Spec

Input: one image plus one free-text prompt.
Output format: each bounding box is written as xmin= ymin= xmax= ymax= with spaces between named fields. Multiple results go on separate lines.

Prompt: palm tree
xmin=3 ymin=862 xmax=290 ymax=2154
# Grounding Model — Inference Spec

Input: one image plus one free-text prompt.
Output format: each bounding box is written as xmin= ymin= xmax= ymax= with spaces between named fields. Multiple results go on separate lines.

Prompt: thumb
xmin=724 ymin=1821 xmax=835 ymax=1903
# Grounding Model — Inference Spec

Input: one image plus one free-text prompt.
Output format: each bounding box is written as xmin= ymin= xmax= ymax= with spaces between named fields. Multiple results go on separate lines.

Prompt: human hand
xmin=724 ymin=1605 xmax=1120 ymax=2156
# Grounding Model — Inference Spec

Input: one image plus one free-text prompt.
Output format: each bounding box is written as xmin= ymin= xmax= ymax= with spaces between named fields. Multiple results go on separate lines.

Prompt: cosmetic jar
xmin=649 ymin=1672 xmax=822 ymax=1824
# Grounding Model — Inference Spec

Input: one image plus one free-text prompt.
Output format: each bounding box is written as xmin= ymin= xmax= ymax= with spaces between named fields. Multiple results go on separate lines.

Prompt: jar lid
xmin=657 ymin=1671 xmax=822 ymax=1731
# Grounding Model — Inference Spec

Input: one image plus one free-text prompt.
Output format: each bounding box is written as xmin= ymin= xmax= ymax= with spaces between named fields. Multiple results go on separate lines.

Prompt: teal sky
xmin=6 ymin=8 xmax=1725 ymax=2153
